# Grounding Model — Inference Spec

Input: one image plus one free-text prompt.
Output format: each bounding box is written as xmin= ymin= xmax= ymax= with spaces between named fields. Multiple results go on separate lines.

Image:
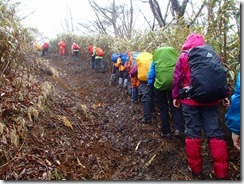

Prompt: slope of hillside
xmin=0 ymin=53 xmax=240 ymax=180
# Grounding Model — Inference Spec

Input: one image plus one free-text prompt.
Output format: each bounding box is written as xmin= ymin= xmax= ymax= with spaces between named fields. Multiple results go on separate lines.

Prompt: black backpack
xmin=187 ymin=45 xmax=228 ymax=102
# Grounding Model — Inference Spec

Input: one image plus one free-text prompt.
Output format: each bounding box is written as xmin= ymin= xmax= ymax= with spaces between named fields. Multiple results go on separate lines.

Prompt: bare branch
xmin=187 ymin=3 xmax=205 ymax=28
xmin=20 ymin=9 xmax=37 ymax=20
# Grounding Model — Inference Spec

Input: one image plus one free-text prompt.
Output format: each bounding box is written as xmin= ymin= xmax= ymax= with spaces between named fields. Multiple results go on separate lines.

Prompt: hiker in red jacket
xmin=88 ymin=45 xmax=95 ymax=69
xmin=172 ymin=33 xmax=230 ymax=179
xmin=41 ymin=41 xmax=49 ymax=57
xmin=58 ymin=40 xmax=66 ymax=56
xmin=71 ymin=42 xmax=80 ymax=61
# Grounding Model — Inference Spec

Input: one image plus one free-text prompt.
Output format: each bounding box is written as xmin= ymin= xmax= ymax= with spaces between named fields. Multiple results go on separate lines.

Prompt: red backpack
xmin=43 ymin=42 xmax=49 ymax=49
xmin=95 ymin=47 xmax=104 ymax=56
xmin=88 ymin=45 xmax=93 ymax=55
xmin=73 ymin=44 xmax=79 ymax=50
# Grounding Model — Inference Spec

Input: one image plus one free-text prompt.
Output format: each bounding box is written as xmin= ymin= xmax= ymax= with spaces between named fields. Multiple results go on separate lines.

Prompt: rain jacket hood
xmin=182 ymin=33 xmax=205 ymax=51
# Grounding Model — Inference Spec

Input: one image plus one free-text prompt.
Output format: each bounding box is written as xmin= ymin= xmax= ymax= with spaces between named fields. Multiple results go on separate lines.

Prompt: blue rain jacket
xmin=225 ymin=72 xmax=240 ymax=135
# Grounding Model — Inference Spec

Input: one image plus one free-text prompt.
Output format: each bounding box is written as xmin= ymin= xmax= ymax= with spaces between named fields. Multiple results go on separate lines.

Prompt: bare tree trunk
xmin=68 ymin=6 xmax=74 ymax=32
xmin=87 ymin=0 xmax=137 ymax=38
xmin=169 ymin=0 xmax=189 ymax=19
xmin=149 ymin=0 xmax=165 ymax=27
xmin=112 ymin=0 xmax=119 ymax=37
xmin=128 ymin=0 xmax=133 ymax=38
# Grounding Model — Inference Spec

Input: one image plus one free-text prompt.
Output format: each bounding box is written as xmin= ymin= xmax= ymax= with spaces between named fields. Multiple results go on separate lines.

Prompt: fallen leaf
xmin=145 ymin=154 xmax=156 ymax=167
xmin=59 ymin=115 xmax=73 ymax=129
xmin=135 ymin=141 xmax=141 ymax=151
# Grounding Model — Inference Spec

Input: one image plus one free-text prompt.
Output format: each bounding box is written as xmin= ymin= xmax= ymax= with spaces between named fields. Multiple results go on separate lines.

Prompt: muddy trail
xmin=0 ymin=54 xmax=240 ymax=180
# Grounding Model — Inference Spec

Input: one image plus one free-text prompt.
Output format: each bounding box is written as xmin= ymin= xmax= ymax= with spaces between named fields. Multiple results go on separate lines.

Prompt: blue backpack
xmin=111 ymin=53 xmax=119 ymax=63
xmin=187 ymin=45 xmax=228 ymax=102
xmin=120 ymin=53 xmax=129 ymax=65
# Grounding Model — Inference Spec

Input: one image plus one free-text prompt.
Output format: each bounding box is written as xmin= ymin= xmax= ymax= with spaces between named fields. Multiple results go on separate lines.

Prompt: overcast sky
xmin=13 ymin=0 xmax=95 ymax=38
xmin=12 ymin=0 xmax=155 ymax=40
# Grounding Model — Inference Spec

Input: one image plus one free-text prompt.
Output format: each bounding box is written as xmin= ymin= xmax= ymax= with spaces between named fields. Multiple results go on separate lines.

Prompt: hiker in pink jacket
xmin=172 ymin=33 xmax=230 ymax=180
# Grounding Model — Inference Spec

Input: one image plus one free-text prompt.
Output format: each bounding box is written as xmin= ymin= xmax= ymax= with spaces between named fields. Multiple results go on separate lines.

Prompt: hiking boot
xmin=141 ymin=118 xmax=151 ymax=124
xmin=131 ymin=99 xmax=138 ymax=104
xmin=174 ymin=130 xmax=186 ymax=141
xmin=161 ymin=132 xmax=172 ymax=139
xmin=192 ymin=172 xmax=204 ymax=180
xmin=188 ymin=166 xmax=204 ymax=180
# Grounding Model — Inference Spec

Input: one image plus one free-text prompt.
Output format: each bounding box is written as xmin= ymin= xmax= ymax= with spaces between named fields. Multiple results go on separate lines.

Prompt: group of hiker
xmin=35 ymin=34 xmax=239 ymax=180
xmin=35 ymin=40 xmax=81 ymax=61
xmin=58 ymin=40 xmax=81 ymax=61
xmin=35 ymin=40 xmax=107 ymax=73
xmin=107 ymin=33 xmax=240 ymax=180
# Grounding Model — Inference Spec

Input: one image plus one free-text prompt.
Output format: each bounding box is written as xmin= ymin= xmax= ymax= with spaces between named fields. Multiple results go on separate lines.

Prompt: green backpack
xmin=152 ymin=47 xmax=178 ymax=90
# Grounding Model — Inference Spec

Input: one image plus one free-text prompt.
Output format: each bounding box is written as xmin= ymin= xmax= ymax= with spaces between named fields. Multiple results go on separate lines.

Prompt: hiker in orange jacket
xmin=115 ymin=53 xmax=129 ymax=88
xmin=123 ymin=52 xmax=133 ymax=95
xmin=132 ymin=52 xmax=153 ymax=123
xmin=93 ymin=46 xmax=105 ymax=73
xmin=58 ymin=40 xmax=66 ymax=56
xmin=128 ymin=52 xmax=141 ymax=103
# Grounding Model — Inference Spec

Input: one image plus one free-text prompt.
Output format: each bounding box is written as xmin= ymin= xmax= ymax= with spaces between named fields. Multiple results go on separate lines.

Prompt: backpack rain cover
xmin=187 ymin=45 xmax=228 ymax=102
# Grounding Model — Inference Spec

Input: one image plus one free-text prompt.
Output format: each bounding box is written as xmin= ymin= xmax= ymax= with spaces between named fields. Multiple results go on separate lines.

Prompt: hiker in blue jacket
xmin=225 ymin=72 xmax=240 ymax=151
